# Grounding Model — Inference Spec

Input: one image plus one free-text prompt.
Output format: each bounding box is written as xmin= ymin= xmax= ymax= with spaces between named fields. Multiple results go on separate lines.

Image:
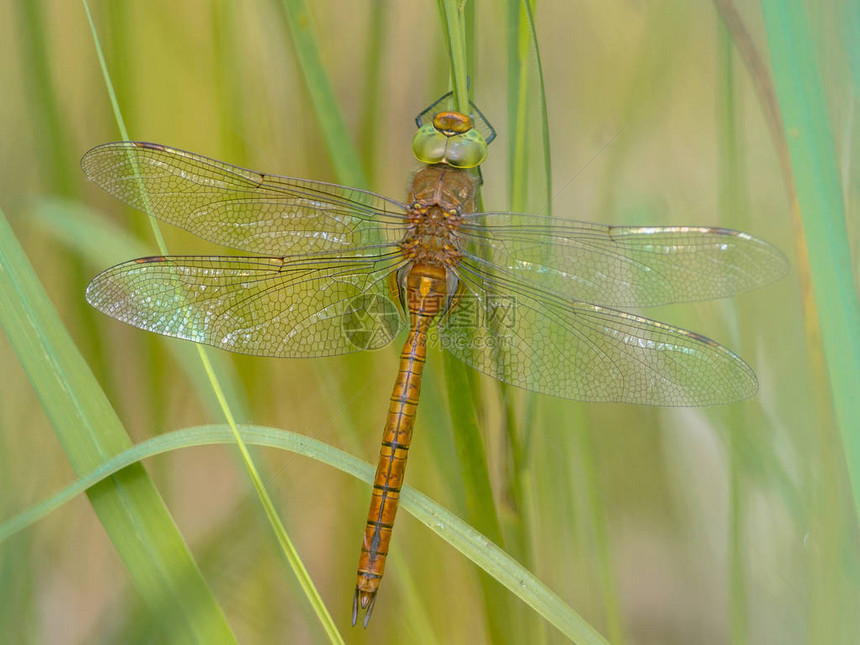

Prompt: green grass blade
xmin=504 ymin=4 xmax=567 ymax=641
xmin=436 ymin=5 xmax=519 ymax=641
xmin=573 ymin=411 xmax=626 ymax=645
xmin=0 ymin=423 xmax=610 ymax=645
xmin=715 ymin=5 xmax=848 ymax=638
xmin=441 ymin=352 xmax=511 ymax=645
xmin=14 ymin=0 xmax=76 ymax=195
xmin=441 ymin=356 xmax=502 ymax=546
xmin=760 ymin=0 xmax=860 ymax=526
xmin=278 ymin=0 xmax=367 ymax=188
xmin=0 ymin=207 xmax=236 ymax=643
xmin=437 ymin=0 xmax=470 ymax=111
xmin=521 ymin=0 xmax=552 ymax=216
xmin=716 ymin=25 xmax=748 ymax=645
xmin=712 ymin=2 xmax=836 ymax=438
xmin=507 ymin=0 xmax=532 ymax=210
xmin=358 ymin=1 xmax=388 ymax=184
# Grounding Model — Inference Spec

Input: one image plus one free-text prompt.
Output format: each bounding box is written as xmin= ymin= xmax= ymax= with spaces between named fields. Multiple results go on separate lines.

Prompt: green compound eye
xmin=412 ymin=124 xmax=448 ymax=165
xmin=411 ymin=123 xmax=488 ymax=169
xmin=444 ymin=129 xmax=488 ymax=168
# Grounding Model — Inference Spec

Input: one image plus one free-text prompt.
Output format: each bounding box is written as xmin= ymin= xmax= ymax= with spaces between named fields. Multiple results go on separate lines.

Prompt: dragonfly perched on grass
xmin=82 ymin=93 xmax=787 ymax=626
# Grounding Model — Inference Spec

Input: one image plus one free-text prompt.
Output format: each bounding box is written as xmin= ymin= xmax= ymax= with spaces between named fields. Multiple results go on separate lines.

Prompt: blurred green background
xmin=1 ymin=0 xmax=858 ymax=643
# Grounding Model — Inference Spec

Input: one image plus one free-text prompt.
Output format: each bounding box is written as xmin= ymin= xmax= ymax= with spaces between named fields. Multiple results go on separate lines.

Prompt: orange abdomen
xmin=352 ymin=263 xmax=448 ymax=626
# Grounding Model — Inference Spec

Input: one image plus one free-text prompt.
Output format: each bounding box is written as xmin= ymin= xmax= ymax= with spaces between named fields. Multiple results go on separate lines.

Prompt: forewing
xmin=459 ymin=213 xmax=788 ymax=307
xmin=86 ymin=255 xmax=406 ymax=358
xmin=439 ymin=264 xmax=758 ymax=406
xmin=81 ymin=142 xmax=409 ymax=255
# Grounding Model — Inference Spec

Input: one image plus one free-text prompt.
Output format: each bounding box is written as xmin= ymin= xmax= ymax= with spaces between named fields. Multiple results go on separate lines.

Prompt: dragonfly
xmin=82 ymin=93 xmax=787 ymax=627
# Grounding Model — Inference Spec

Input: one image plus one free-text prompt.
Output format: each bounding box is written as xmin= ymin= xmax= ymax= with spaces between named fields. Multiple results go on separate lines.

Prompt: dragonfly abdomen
xmin=353 ymin=263 xmax=447 ymax=627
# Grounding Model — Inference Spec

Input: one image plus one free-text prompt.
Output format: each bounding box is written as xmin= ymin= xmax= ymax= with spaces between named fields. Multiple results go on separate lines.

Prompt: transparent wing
xmin=86 ymin=254 xmax=407 ymax=358
xmin=458 ymin=213 xmax=788 ymax=308
xmin=81 ymin=142 xmax=409 ymax=256
xmin=439 ymin=262 xmax=758 ymax=406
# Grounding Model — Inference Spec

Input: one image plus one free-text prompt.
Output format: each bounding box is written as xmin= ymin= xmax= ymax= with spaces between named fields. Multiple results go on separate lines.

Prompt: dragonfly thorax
xmin=400 ymin=165 xmax=477 ymax=267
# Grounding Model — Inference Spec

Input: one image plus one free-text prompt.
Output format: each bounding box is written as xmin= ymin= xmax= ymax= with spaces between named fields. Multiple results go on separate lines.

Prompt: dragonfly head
xmin=412 ymin=110 xmax=488 ymax=169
